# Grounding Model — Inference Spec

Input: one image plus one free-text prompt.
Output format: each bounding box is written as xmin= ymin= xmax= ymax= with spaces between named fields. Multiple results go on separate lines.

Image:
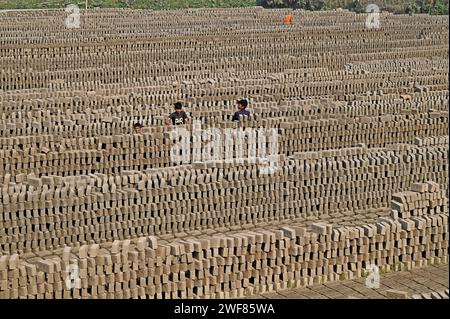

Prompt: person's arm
xmin=232 ymin=112 xmax=239 ymax=121
xmin=183 ymin=112 xmax=190 ymax=124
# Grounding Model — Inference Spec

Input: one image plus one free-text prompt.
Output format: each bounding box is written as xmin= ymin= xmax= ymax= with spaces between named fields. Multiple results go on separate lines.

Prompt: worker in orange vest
xmin=283 ymin=13 xmax=293 ymax=25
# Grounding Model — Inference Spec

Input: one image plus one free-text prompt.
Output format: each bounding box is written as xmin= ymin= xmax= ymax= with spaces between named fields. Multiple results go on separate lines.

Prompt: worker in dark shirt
xmin=165 ymin=102 xmax=189 ymax=125
xmin=232 ymin=99 xmax=250 ymax=121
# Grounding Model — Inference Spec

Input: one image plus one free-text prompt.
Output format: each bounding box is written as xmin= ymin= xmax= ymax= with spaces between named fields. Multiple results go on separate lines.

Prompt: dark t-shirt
xmin=170 ymin=111 xmax=188 ymax=125
xmin=232 ymin=109 xmax=250 ymax=121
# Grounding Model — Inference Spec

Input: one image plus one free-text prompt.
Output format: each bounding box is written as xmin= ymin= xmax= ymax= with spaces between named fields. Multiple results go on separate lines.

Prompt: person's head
xmin=133 ymin=123 xmax=143 ymax=134
xmin=237 ymin=99 xmax=248 ymax=111
xmin=174 ymin=102 xmax=183 ymax=113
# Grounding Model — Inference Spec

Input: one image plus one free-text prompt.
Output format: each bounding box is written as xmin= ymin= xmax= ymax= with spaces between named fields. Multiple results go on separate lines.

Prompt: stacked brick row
xmin=0 ymin=181 xmax=447 ymax=299
xmin=0 ymin=11 xmax=447 ymax=96
xmin=1 ymin=63 xmax=446 ymax=98
xmin=0 ymin=143 xmax=447 ymax=254
xmin=1 ymin=91 xmax=447 ymax=138
xmin=411 ymin=290 xmax=449 ymax=299
xmin=0 ymin=112 xmax=447 ymax=177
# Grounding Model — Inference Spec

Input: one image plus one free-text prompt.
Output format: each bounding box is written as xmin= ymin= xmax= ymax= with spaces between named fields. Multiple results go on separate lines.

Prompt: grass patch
xmin=1 ymin=0 xmax=447 ymax=14
xmin=0 ymin=0 xmax=257 ymax=10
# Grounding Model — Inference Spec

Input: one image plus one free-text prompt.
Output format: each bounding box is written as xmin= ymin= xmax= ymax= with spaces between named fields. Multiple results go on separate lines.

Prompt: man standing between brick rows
xmin=165 ymin=102 xmax=190 ymax=125
xmin=283 ymin=12 xmax=293 ymax=25
xmin=232 ymin=99 xmax=251 ymax=121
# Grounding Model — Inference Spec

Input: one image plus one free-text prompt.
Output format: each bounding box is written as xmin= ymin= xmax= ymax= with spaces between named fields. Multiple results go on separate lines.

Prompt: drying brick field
xmin=0 ymin=7 xmax=448 ymax=299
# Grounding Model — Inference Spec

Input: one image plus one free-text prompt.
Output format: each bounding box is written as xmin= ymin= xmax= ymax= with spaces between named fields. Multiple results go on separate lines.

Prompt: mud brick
xmin=391 ymin=201 xmax=405 ymax=213
xmin=27 ymin=177 xmax=42 ymax=188
xmin=88 ymin=245 xmax=100 ymax=258
xmin=410 ymin=217 xmax=426 ymax=230
xmin=310 ymin=223 xmax=328 ymax=235
xmin=411 ymin=183 xmax=429 ymax=193
xmin=136 ymin=238 xmax=147 ymax=251
xmin=148 ymin=237 xmax=158 ymax=250
xmin=111 ymin=241 xmax=120 ymax=254
xmin=1 ymin=256 xmax=12 ymax=271
xmin=281 ymin=227 xmax=296 ymax=239
xmin=362 ymin=225 xmax=375 ymax=237
xmin=122 ymin=240 xmax=131 ymax=254
xmin=425 ymin=181 xmax=440 ymax=193
xmin=62 ymin=247 xmax=71 ymax=263
xmin=79 ymin=246 xmax=89 ymax=259
xmin=386 ymin=289 xmax=408 ymax=299
xmin=199 ymin=239 xmax=211 ymax=250
xmin=23 ymin=262 xmax=37 ymax=277
xmin=36 ymin=260 xmax=54 ymax=273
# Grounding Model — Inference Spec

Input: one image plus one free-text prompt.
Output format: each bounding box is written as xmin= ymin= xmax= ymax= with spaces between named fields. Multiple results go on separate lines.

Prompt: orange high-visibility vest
xmin=284 ymin=15 xmax=293 ymax=25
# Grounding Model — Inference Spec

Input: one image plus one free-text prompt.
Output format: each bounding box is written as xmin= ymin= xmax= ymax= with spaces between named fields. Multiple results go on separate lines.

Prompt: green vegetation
xmin=257 ymin=0 xmax=448 ymax=15
xmin=0 ymin=0 xmax=447 ymax=14
xmin=255 ymin=0 xmax=325 ymax=10
xmin=0 ymin=0 xmax=256 ymax=10
xmin=406 ymin=0 xmax=449 ymax=15
xmin=344 ymin=0 xmax=365 ymax=13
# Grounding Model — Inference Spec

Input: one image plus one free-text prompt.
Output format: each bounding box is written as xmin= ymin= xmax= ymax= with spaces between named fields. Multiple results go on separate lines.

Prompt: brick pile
xmin=0 ymin=143 xmax=447 ymax=255
xmin=0 ymin=182 xmax=447 ymax=299
xmin=0 ymin=8 xmax=447 ymax=299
